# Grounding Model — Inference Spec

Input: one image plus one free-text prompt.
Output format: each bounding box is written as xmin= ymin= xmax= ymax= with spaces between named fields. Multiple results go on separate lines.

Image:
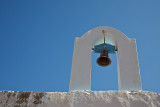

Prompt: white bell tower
xmin=69 ymin=26 xmax=142 ymax=92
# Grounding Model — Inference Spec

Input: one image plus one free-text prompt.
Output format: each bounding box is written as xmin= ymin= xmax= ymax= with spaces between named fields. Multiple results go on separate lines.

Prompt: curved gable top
xmin=79 ymin=26 xmax=129 ymax=47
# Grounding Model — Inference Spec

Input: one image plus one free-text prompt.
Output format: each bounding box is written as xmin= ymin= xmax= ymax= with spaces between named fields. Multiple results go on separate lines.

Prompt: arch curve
xmin=80 ymin=26 xmax=128 ymax=47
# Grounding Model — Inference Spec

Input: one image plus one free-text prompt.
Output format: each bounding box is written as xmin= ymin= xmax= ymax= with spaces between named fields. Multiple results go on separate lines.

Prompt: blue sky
xmin=0 ymin=0 xmax=160 ymax=93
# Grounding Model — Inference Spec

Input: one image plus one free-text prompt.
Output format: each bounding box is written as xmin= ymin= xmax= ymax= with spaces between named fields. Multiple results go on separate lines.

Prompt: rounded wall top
xmin=79 ymin=26 xmax=129 ymax=47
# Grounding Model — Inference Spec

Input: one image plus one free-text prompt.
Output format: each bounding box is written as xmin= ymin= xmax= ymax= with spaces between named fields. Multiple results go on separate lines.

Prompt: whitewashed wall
xmin=0 ymin=91 xmax=160 ymax=107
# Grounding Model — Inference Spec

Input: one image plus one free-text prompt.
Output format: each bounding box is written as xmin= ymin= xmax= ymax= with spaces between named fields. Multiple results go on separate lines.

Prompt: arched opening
xmin=91 ymin=52 xmax=118 ymax=91
xmin=91 ymin=33 xmax=118 ymax=91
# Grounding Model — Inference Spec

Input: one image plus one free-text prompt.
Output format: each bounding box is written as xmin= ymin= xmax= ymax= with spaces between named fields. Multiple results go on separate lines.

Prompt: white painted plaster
xmin=1 ymin=91 xmax=160 ymax=107
xmin=69 ymin=26 xmax=142 ymax=91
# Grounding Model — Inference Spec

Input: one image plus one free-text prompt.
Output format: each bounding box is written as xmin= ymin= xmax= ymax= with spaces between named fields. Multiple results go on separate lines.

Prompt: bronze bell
xmin=97 ymin=50 xmax=111 ymax=67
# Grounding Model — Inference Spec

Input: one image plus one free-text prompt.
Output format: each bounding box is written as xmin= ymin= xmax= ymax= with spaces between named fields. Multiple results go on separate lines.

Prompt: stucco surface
xmin=0 ymin=91 xmax=160 ymax=107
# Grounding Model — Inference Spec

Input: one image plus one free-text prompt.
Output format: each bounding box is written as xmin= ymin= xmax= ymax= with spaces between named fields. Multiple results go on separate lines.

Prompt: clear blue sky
xmin=0 ymin=0 xmax=160 ymax=93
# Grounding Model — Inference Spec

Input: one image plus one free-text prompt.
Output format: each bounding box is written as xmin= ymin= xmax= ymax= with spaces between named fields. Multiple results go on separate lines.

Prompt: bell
xmin=97 ymin=50 xmax=111 ymax=67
